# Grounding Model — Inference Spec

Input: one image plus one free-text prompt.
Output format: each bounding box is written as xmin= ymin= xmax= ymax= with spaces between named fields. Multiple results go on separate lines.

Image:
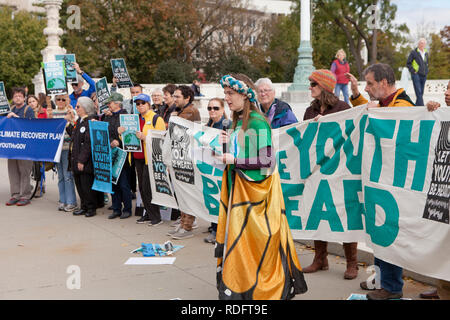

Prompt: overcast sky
xmin=390 ymin=0 xmax=450 ymax=37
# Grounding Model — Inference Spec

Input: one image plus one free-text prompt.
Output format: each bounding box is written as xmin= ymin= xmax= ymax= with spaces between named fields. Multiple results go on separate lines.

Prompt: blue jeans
xmin=56 ymin=149 xmax=77 ymax=206
xmin=411 ymin=73 xmax=426 ymax=106
xmin=375 ymin=257 xmax=404 ymax=294
xmin=112 ymin=165 xmax=132 ymax=214
xmin=334 ymin=83 xmax=349 ymax=104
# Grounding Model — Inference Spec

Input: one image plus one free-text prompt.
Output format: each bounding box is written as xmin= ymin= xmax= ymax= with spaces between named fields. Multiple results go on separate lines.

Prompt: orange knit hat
xmin=308 ymin=69 xmax=337 ymax=93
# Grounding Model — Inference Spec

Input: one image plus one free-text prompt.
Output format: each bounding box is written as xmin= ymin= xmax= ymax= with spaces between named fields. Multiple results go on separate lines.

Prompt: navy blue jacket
xmin=260 ymin=99 xmax=298 ymax=129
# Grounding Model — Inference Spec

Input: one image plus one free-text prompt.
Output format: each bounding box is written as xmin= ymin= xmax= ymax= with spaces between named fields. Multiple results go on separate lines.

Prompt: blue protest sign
xmin=89 ymin=120 xmax=113 ymax=194
xmin=0 ymin=117 xmax=66 ymax=161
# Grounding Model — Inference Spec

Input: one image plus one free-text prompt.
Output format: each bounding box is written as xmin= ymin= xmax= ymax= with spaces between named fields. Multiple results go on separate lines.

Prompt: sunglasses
xmin=56 ymin=98 xmax=66 ymax=102
xmin=310 ymin=82 xmax=318 ymax=87
xmin=207 ymin=106 xmax=220 ymax=111
xmin=135 ymin=101 xmax=147 ymax=106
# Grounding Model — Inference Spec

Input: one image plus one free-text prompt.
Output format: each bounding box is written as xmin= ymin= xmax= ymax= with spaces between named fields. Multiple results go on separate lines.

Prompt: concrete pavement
xmin=0 ymin=159 xmax=433 ymax=300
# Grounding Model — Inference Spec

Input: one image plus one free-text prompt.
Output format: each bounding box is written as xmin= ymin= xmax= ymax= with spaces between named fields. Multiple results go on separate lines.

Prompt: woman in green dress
xmin=214 ymin=74 xmax=307 ymax=300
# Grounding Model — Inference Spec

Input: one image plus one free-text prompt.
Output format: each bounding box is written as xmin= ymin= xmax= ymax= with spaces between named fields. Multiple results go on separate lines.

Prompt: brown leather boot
xmin=303 ymin=240 xmax=329 ymax=273
xmin=343 ymin=242 xmax=359 ymax=279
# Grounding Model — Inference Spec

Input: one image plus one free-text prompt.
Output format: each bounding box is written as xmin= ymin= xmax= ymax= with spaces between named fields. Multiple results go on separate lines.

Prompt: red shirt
xmin=380 ymin=91 xmax=398 ymax=107
xmin=133 ymin=116 xmax=145 ymax=159
xmin=37 ymin=108 xmax=48 ymax=119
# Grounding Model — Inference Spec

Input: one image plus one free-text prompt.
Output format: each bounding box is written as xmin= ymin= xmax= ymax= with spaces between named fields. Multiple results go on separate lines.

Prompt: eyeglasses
xmin=207 ymin=106 xmax=220 ymax=111
xmin=71 ymin=83 xmax=79 ymax=86
xmin=258 ymin=89 xmax=273 ymax=95
xmin=310 ymin=82 xmax=318 ymax=87
xmin=56 ymin=98 xmax=66 ymax=102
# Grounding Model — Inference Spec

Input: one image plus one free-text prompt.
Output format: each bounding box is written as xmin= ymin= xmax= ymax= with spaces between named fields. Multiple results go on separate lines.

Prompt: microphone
xmin=221 ymin=119 xmax=232 ymax=154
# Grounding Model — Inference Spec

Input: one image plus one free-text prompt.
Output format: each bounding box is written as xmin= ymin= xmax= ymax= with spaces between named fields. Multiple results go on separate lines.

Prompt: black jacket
xmin=100 ymin=108 xmax=128 ymax=149
xmin=406 ymin=48 xmax=429 ymax=77
xmin=67 ymin=115 xmax=96 ymax=174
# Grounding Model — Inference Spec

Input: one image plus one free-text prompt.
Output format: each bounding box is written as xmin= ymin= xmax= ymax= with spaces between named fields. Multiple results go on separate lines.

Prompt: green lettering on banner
xmin=393 ymin=120 xmax=435 ymax=191
xmin=193 ymin=131 xmax=205 ymax=146
xmin=196 ymin=161 xmax=223 ymax=216
xmin=281 ymin=183 xmax=304 ymax=229
xmin=343 ymin=115 xmax=367 ymax=174
xmin=364 ymin=186 xmax=399 ymax=247
xmin=316 ymin=122 xmax=344 ymax=175
xmin=365 ymin=118 xmax=396 ymax=183
xmin=277 ymin=150 xmax=290 ymax=180
xmin=306 ymin=179 xmax=344 ymax=232
xmin=287 ymin=122 xmax=318 ymax=179
xmin=343 ymin=180 xmax=364 ymax=230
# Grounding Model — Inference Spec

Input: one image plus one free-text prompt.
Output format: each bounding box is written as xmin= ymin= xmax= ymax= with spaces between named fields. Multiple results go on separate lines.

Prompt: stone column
xmin=282 ymin=0 xmax=315 ymax=103
xmin=32 ymin=0 xmax=66 ymax=95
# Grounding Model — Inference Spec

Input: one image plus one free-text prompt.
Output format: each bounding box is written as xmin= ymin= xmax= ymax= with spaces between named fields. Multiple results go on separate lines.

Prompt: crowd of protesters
xmin=1 ymin=55 xmax=448 ymax=301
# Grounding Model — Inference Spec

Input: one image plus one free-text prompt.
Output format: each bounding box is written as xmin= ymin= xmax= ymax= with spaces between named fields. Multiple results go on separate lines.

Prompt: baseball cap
xmin=104 ymin=92 xmax=124 ymax=104
xmin=134 ymin=93 xmax=151 ymax=103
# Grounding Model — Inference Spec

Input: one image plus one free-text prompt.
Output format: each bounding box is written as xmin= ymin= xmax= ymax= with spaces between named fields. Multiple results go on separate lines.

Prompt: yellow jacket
xmin=350 ymin=88 xmax=415 ymax=108
xmin=128 ymin=110 xmax=165 ymax=164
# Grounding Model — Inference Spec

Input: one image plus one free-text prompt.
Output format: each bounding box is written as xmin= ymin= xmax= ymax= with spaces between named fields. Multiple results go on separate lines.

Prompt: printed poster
xmin=120 ymin=114 xmax=141 ymax=152
xmin=111 ymin=147 xmax=128 ymax=185
xmin=89 ymin=120 xmax=113 ymax=194
xmin=42 ymin=60 xmax=68 ymax=95
xmin=55 ymin=54 xmax=77 ymax=83
xmin=95 ymin=77 xmax=111 ymax=114
xmin=146 ymin=131 xmax=178 ymax=208
xmin=0 ymin=81 xmax=10 ymax=114
xmin=110 ymin=58 xmax=133 ymax=88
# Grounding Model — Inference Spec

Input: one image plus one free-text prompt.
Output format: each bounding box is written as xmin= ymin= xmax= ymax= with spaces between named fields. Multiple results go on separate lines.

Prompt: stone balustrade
xmin=94 ymin=79 xmax=448 ymax=122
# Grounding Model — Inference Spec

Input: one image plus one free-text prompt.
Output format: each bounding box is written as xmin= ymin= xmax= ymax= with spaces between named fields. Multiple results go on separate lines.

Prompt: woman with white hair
xmin=331 ymin=49 xmax=350 ymax=104
xmin=66 ymin=97 xmax=102 ymax=218
xmin=151 ymin=88 xmax=164 ymax=115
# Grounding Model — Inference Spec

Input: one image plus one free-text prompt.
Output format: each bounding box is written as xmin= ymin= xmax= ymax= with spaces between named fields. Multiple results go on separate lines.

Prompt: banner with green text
xmin=150 ymin=107 xmax=450 ymax=281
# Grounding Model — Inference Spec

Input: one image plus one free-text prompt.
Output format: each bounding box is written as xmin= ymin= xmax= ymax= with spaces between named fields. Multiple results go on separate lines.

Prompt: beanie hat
xmin=308 ymin=69 xmax=337 ymax=93
xmin=77 ymin=96 xmax=96 ymax=116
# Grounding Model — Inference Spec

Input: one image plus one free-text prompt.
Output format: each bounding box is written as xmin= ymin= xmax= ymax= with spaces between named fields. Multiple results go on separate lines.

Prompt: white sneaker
xmin=170 ymin=217 xmax=181 ymax=227
xmin=171 ymin=228 xmax=194 ymax=240
xmin=148 ymin=220 xmax=163 ymax=227
xmin=64 ymin=204 xmax=77 ymax=212
xmin=204 ymin=232 xmax=216 ymax=244
xmin=167 ymin=225 xmax=181 ymax=236
xmin=58 ymin=202 xmax=65 ymax=211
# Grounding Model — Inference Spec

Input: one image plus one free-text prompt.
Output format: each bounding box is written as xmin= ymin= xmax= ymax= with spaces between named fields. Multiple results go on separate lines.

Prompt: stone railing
xmin=109 ymin=79 xmax=448 ymax=104
xmin=83 ymin=79 xmax=448 ymax=121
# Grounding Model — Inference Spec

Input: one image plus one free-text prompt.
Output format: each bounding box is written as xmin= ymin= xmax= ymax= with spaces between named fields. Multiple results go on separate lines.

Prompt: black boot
xmin=85 ymin=210 xmax=96 ymax=217
xmin=108 ymin=211 xmax=122 ymax=219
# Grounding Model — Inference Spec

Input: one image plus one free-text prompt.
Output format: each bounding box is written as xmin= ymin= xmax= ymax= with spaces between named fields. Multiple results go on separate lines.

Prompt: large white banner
xmin=148 ymin=107 xmax=450 ymax=281
xmin=361 ymin=107 xmax=450 ymax=281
